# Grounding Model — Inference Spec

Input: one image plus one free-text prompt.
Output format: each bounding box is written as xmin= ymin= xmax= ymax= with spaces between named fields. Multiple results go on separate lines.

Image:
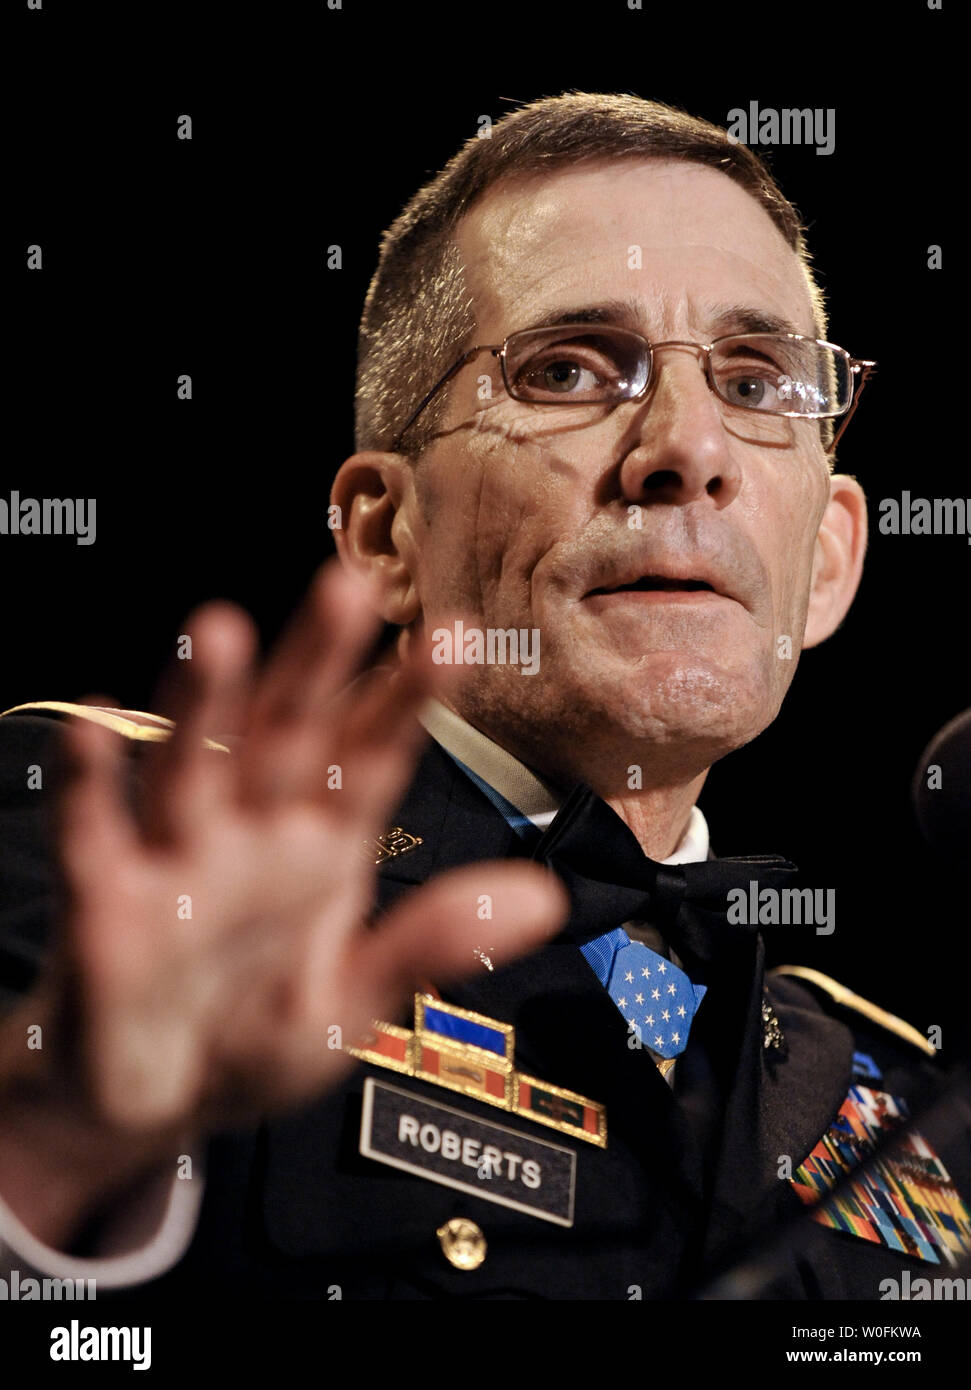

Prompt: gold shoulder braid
xmin=0 ymin=701 xmax=231 ymax=753
xmin=770 ymin=964 xmax=936 ymax=1057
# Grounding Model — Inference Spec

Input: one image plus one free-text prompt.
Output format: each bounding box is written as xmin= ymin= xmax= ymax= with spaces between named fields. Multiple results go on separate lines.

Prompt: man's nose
xmin=617 ymin=343 xmax=742 ymax=508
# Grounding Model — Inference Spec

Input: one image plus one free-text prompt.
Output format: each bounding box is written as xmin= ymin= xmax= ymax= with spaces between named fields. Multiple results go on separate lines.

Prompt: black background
xmin=9 ymin=1 xmax=964 ymax=1052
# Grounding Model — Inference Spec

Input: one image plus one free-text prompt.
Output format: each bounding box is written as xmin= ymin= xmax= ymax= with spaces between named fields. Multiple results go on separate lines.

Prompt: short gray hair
xmin=355 ymin=91 xmax=829 ymax=458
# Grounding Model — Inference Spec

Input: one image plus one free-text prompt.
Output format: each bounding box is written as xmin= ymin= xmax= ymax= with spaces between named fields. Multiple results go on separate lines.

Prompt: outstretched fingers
xmin=138 ymin=603 xmax=259 ymax=847
xmin=320 ymin=636 xmax=444 ymax=831
xmin=56 ymin=713 xmax=142 ymax=987
xmin=236 ymin=561 xmax=387 ymax=809
xmin=350 ymin=861 xmax=569 ymax=1022
xmin=57 ymin=713 xmax=138 ymax=899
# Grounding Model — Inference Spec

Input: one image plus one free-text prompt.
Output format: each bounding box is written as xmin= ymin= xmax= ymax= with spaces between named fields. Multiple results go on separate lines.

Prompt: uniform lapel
xmin=371 ymin=738 xmax=523 ymax=891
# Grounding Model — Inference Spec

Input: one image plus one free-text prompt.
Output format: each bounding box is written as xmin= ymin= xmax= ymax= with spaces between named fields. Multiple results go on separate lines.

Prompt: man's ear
xmin=802 ymin=473 xmax=868 ymax=649
xmin=330 ymin=452 xmax=422 ymax=625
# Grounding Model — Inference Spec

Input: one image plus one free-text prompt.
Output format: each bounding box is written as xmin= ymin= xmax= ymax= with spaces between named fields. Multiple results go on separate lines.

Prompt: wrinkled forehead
xmin=454 ymin=159 xmax=818 ymax=342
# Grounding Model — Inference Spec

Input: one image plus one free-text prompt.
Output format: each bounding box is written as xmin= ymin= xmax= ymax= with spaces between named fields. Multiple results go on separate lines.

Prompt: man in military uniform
xmin=0 ymin=93 xmax=967 ymax=1301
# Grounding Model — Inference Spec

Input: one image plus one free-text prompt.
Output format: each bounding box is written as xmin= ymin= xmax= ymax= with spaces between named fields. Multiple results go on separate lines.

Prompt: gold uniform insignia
xmin=366 ymin=826 xmax=424 ymax=865
xmin=347 ymin=993 xmax=607 ymax=1148
xmin=770 ymin=965 xmax=936 ymax=1056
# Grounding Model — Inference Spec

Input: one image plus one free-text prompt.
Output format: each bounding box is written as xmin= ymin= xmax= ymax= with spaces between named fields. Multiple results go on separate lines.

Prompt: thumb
xmin=352 ymin=861 xmax=568 ymax=1011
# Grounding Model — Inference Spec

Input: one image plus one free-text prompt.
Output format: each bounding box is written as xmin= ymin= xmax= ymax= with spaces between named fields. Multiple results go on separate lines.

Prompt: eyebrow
xmin=517 ymin=298 xmax=805 ymax=340
xmin=705 ymin=302 xmax=803 ymax=338
xmin=523 ymin=299 xmax=644 ymax=333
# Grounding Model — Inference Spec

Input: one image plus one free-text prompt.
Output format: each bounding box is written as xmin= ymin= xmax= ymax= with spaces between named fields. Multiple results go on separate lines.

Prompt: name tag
xmin=360 ymin=1077 xmax=577 ymax=1227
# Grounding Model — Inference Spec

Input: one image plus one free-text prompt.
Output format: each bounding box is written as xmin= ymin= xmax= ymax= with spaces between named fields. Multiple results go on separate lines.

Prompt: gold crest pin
xmin=364 ymin=826 xmax=424 ymax=865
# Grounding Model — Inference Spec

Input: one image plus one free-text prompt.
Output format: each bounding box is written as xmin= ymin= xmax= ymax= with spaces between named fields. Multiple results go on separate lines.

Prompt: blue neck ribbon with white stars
xmin=580 ymin=927 xmax=707 ymax=1059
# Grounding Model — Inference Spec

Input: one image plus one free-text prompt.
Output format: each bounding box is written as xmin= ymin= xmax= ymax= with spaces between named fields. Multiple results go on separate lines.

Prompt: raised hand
xmin=0 ymin=561 xmax=565 ymax=1245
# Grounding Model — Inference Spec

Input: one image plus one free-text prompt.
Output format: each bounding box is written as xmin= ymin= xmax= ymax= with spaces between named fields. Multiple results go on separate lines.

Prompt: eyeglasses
xmin=391 ymin=323 xmax=877 ymax=455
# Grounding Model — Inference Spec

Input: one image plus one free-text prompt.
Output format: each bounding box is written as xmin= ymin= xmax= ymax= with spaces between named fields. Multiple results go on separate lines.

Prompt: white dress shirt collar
xmin=417 ymin=697 xmax=709 ymax=865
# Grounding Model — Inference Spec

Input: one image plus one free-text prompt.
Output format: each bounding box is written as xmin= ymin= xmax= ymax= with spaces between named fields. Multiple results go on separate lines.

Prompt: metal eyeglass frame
xmin=390 ymin=325 xmax=877 ymax=456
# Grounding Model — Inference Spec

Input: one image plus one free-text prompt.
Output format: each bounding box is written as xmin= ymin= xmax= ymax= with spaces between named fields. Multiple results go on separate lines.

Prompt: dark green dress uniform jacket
xmin=0 ymin=707 xmax=967 ymax=1300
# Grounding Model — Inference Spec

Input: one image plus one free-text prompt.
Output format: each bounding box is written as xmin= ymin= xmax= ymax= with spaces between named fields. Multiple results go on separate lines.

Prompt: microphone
xmin=912 ymin=708 xmax=971 ymax=862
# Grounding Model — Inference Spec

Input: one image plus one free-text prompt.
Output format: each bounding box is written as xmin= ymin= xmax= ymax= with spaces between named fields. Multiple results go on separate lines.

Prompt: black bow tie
xmin=530 ymin=783 xmax=799 ymax=975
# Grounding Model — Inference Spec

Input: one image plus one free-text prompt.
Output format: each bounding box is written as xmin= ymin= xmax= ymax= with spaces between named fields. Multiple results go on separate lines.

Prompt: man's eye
xmin=518 ymin=353 xmax=614 ymax=398
xmin=722 ymin=374 xmax=771 ymax=407
xmin=721 ymin=370 xmax=828 ymax=411
xmin=538 ymin=359 xmax=597 ymax=393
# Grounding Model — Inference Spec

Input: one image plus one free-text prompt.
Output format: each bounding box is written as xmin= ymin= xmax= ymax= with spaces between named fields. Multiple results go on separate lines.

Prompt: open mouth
xmin=587 ymin=576 xmax=716 ymax=595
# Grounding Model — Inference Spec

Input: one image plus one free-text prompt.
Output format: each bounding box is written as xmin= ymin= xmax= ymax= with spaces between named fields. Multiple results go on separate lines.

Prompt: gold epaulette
xmin=770 ymin=964 xmax=936 ymax=1057
xmin=0 ymin=701 xmax=230 ymax=754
